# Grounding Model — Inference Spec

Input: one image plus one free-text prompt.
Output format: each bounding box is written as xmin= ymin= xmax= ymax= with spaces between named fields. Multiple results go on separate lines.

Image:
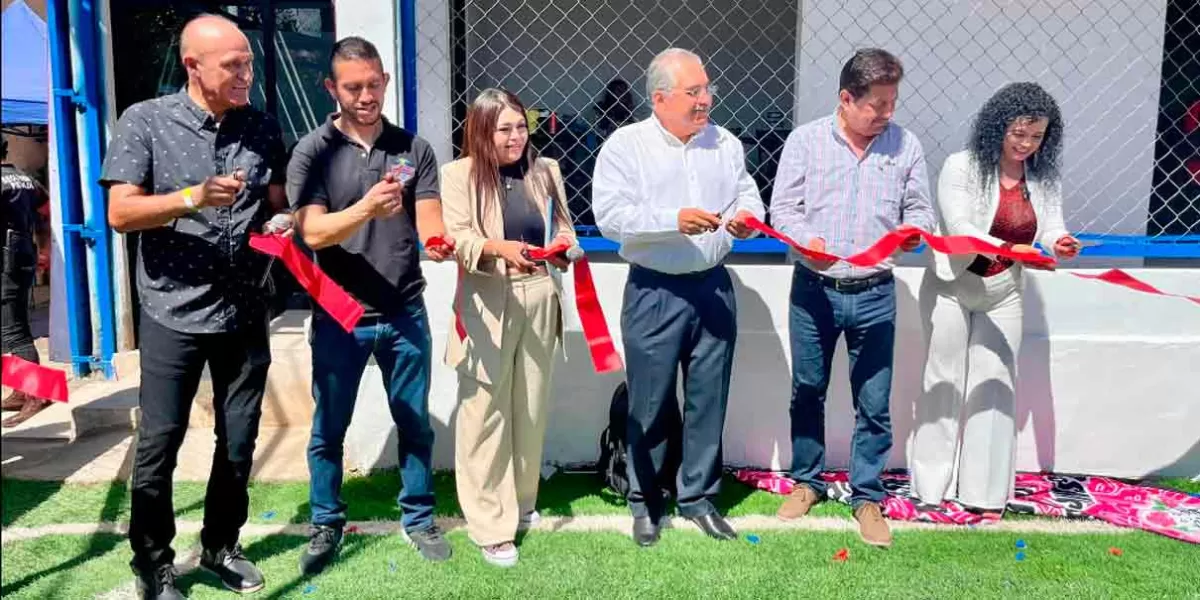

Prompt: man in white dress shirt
xmin=592 ymin=48 xmax=765 ymax=547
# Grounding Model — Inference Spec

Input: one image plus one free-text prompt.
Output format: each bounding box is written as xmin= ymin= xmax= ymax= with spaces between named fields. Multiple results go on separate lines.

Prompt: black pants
xmin=1 ymin=244 xmax=39 ymax=365
xmin=620 ymin=265 xmax=737 ymax=520
xmin=128 ymin=314 xmax=271 ymax=571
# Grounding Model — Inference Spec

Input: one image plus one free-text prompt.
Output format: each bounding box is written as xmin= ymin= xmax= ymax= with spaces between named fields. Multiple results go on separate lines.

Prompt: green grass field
xmin=3 ymin=474 xmax=1198 ymax=599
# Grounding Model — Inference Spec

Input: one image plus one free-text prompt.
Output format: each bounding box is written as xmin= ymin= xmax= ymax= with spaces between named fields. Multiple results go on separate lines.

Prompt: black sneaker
xmin=405 ymin=525 xmax=452 ymax=562
xmin=199 ymin=543 xmax=265 ymax=594
xmin=135 ymin=563 xmax=187 ymax=600
xmin=299 ymin=524 xmax=343 ymax=575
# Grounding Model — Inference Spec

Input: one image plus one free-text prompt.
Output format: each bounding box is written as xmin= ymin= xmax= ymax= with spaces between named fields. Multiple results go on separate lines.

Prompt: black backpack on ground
xmin=597 ymin=381 xmax=682 ymax=499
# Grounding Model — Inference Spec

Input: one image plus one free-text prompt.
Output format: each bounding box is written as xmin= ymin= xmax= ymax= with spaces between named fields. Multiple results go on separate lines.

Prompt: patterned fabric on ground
xmin=734 ymin=469 xmax=1200 ymax=544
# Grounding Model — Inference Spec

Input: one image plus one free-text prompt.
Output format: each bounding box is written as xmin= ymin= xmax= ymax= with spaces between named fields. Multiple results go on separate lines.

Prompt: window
xmin=110 ymin=0 xmax=335 ymax=147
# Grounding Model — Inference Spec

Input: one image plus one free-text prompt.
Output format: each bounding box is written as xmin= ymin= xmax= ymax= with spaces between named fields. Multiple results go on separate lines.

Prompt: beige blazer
xmin=440 ymin=156 xmax=576 ymax=384
xmin=931 ymin=150 xmax=1069 ymax=282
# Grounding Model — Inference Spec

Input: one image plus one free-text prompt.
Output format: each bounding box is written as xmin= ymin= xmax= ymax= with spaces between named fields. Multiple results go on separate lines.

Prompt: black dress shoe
xmin=632 ymin=516 xmax=660 ymax=547
xmin=687 ymin=513 xmax=737 ymax=541
xmin=200 ymin=544 xmax=264 ymax=594
xmin=134 ymin=563 xmax=187 ymax=600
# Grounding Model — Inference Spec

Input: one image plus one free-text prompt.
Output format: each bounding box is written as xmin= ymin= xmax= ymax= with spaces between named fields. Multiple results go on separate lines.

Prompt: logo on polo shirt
xmin=388 ymin=158 xmax=416 ymax=184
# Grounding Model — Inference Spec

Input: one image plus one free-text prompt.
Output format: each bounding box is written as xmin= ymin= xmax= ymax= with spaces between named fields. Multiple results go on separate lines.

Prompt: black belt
xmin=629 ymin=263 xmax=724 ymax=280
xmin=798 ymin=266 xmax=893 ymax=293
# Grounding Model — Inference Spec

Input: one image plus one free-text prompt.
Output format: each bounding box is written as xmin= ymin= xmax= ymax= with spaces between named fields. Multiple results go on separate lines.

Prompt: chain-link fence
xmin=414 ymin=0 xmax=1200 ymax=251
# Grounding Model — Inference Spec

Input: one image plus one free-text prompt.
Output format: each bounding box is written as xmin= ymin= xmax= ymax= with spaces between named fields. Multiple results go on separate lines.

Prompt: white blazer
xmin=931 ymin=150 xmax=1069 ymax=282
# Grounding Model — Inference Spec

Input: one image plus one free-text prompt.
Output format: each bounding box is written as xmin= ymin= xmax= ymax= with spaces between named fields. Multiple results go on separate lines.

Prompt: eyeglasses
xmin=495 ymin=123 xmax=529 ymax=138
xmin=673 ymin=84 xmax=719 ymax=99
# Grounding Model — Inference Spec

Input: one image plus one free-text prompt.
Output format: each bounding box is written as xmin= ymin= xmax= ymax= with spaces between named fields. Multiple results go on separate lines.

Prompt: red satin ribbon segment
xmin=568 ymin=257 xmax=624 ymax=373
xmin=743 ymin=216 xmax=1055 ymax=268
xmin=437 ymin=235 xmax=622 ymax=373
xmin=525 ymin=239 xmax=572 ymax=260
xmin=743 ymin=217 xmax=840 ymax=263
xmin=1 ymin=355 xmax=68 ymax=403
xmin=452 ymin=265 xmax=468 ymax=340
xmin=1071 ymin=269 xmax=1200 ymax=306
xmin=745 ymin=217 xmax=1200 ymax=305
xmin=848 ymin=226 xmax=1057 ymax=268
xmin=525 ymin=239 xmax=623 ymax=373
xmin=249 ymin=233 xmax=365 ymax=333
xmin=426 ymin=236 xmax=468 ymax=341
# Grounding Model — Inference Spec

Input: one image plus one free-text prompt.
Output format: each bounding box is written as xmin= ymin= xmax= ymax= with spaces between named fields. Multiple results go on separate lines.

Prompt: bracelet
xmin=181 ymin=186 xmax=198 ymax=212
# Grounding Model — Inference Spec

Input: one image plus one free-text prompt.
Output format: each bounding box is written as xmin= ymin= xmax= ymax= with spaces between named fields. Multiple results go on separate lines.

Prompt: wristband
xmin=182 ymin=186 xmax=198 ymax=212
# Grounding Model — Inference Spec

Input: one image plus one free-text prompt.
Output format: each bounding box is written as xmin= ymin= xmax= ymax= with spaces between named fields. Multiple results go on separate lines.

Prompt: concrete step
xmin=1 ymin=425 xmax=312 ymax=483
xmin=61 ymin=311 xmax=317 ymax=438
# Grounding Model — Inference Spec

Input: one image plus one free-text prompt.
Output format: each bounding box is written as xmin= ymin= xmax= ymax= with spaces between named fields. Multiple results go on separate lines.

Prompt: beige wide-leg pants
xmin=455 ymin=273 xmax=559 ymax=546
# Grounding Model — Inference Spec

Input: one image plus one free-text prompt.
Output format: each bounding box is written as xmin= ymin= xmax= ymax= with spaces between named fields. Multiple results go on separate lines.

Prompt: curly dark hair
xmin=968 ymin=82 xmax=1063 ymax=190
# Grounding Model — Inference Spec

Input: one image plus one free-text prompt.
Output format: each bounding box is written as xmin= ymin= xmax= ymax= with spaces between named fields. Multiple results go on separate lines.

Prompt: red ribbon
xmin=249 ymin=233 xmax=365 ymax=333
xmin=744 ymin=217 xmax=1056 ymax=267
xmin=743 ymin=217 xmax=841 ymax=263
xmin=1 ymin=355 xmax=68 ymax=403
xmin=439 ymin=236 xmax=623 ymax=374
xmin=745 ymin=217 xmax=1200 ymax=305
xmin=427 ymin=236 xmax=468 ymax=341
xmin=1071 ymin=269 xmax=1200 ymax=306
xmin=452 ymin=265 xmax=468 ymax=340
xmin=568 ymin=257 xmax=624 ymax=373
xmin=525 ymin=239 xmax=573 ymax=261
xmin=527 ymin=240 xmax=623 ymax=373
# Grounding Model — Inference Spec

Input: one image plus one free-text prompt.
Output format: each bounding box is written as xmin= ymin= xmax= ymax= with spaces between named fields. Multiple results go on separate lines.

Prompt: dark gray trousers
xmin=620 ymin=264 xmax=737 ymax=519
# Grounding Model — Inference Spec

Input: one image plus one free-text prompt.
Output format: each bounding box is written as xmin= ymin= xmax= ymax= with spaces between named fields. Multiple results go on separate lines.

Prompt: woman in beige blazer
xmin=912 ymin=83 xmax=1080 ymax=514
xmin=440 ymin=88 xmax=575 ymax=567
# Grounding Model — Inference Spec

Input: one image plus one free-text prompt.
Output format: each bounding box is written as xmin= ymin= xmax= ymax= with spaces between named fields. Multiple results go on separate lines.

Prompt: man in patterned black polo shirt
xmin=102 ymin=14 xmax=292 ymax=600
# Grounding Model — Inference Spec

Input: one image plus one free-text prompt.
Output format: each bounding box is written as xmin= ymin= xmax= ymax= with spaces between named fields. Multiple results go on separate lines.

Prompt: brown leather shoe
xmin=776 ymin=483 xmax=820 ymax=520
xmin=1 ymin=391 xmax=29 ymax=411
xmin=1 ymin=397 xmax=52 ymax=428
xmin=854 ymin=502 xmax=892 ymax=548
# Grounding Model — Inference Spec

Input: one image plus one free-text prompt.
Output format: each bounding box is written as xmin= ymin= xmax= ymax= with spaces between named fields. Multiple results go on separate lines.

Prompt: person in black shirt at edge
xmin=101 ymin=14 xmax=293 ymax=600
xmin=285 ymin=36 xmax=455 ymax=575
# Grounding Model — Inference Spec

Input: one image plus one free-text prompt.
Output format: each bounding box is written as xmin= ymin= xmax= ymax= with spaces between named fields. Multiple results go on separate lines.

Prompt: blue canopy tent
xmin=2 ymin=0 xmax=49 ymax=126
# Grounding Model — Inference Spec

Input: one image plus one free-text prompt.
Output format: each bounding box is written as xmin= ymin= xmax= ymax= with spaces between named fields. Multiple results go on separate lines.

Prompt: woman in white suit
xmin=911 ymin=82 xmax=1080 ymax=514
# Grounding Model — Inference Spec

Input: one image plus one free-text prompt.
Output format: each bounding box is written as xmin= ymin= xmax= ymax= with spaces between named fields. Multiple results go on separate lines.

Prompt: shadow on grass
xmin=713 ymin=471 xmax=758 ymax=515
xmin=534 ymin=471 xmax=627 ymax=517
xmin=174 ymin=534 xmax=317 ymax=598
xmin=2 ymin=484 xmax=127 ymax=598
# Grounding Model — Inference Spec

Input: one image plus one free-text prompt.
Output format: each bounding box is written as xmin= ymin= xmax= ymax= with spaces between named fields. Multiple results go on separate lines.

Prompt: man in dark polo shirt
xmin=286 ymin=37 xmax=454 ymax=574
xmin=102 ymin=14 xmax=292 ymax=600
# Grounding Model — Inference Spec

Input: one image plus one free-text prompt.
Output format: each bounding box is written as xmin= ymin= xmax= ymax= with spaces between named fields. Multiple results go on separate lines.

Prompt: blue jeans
xmin=307 ymin=301 xmax=435 ymax=532
xmin=788 ymin=265 xmax=896 ymax=506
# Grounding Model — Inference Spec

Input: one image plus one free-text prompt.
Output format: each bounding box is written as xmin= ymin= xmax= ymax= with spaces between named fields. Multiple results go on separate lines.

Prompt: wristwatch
xmin=181 ymin=186 xmax=199 ymax=212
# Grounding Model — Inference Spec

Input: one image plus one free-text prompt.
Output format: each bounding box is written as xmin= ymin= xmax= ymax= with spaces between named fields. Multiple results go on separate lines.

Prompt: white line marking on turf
xmin=1 ymin=514 xmax=1131 ymax=546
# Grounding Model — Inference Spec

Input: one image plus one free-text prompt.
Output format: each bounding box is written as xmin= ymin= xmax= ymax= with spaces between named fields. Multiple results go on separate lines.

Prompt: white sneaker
xmin=517 ymin=510 xmax=541 ymax=531
xmin=481 ymin=542 xmax=519 ymax=568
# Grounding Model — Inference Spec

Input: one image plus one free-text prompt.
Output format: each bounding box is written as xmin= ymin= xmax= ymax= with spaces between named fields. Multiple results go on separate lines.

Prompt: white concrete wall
xmin=342 ymin=262 xmax=1200 ymax=479
xmin=794 ymin=0 xmax=1168 ymax=238
xmin=333 ymin=0 xmax=399 ymax=124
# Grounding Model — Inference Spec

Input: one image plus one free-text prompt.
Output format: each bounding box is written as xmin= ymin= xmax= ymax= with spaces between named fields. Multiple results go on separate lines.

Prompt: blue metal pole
xmin=399 ymin=0 xmax=418 ymax=132
xmin=71 ymin=0 xmax=116 ymax=378
xmin=46 ymin=0 xmax=93 ymax=377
